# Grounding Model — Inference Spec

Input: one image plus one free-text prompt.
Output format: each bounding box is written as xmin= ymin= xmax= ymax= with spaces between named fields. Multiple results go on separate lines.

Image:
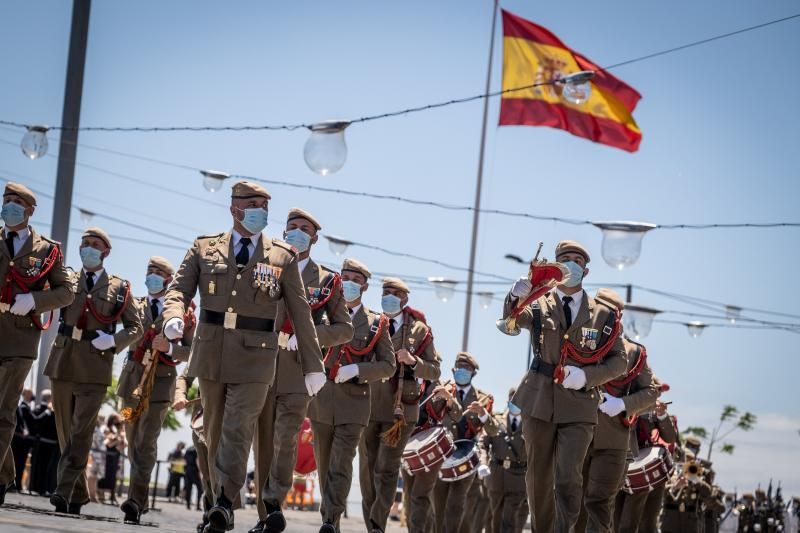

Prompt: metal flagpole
xmin=462 ymin=0 xmax=499 ymax=351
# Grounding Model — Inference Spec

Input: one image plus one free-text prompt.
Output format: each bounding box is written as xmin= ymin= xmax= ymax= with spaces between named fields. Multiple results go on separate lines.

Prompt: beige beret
xmin=287 ymin=207 xmax=322 ymax=231
xmin=595 ymin=288 xmax=625 ymax=311
xmin=230 ymin=180 xmax=271 ymax=200
xmin=81 ymin=227 xmax=112 ymax=249
xmin=341 ymin=257 xmax=371 ymax=279
xmin=685 ymin=436 xmax=701 ymax=447
xmin=454 ymin=351 xmax=480 ymax=371
xmin=555 ymin=240 xmax=590 ymax=263
xmin=3 ymin=182 xmax=37 ymax=207
xmin=148 ymin=256 xmax=174 ymax=276
xmin=382 ymin=277 xmax=410 ymax=294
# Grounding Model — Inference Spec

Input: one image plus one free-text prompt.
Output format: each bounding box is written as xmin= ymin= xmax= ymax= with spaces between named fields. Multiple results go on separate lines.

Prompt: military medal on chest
xmin=580 ymin=327 xmax=599 ymax=350
xmin=26 ymin=256 xmax=43 ymax=277
xmin=254 ymin=262 xmax=282 ymax=298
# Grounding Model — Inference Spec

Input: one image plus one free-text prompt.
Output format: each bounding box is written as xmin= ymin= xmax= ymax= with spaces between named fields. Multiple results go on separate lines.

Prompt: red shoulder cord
xmin=391 ymin=309 xmax=434 ymax=404
xmin=553 ymin=309 xmax=622 ymax=384
xmin=133 ymin=302 xmax=196 ymax=367
xmin=1 ymin=245 xmax=61 ymax=330
xmin=324 ymin=313 xmax=388 ymax=380
xmin=280 ymin=273 xmax=342 ymax=335
xmin=76 ymin=279 xmax=132 ymax=331
xmin=604 ymin=345 xmax=647 ymax=426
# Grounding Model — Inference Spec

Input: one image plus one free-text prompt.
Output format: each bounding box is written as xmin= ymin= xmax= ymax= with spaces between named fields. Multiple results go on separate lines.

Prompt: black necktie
xmin=150 ymin=299 xmax=160 ymax=321
xmin=5 ymin=231 xmax=17 ymax=257
xmin=562 ymin=296 xmax=573 ymax=328
xmin=511 ymin=417 xmax=518 ymax=432
xmin=389 ymin=319 xmax=396 ymax=336
xmin=458 ymin=389 xmax=465 ymax=405
xmin=86 ymin=272 xmax=95 ymax=291
xmin=236 ymin=237 xmax=252 ymax=267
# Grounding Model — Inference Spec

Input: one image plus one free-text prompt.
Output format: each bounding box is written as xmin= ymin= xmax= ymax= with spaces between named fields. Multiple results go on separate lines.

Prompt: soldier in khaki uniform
xmin=249 ymin=208 xmax=353 ymax=533
xmin=118 ymin=256 xmax=195 ymax=523
xmin=432 ymin=352 xmax=498 ymax=533
xmin=308 ymin=258 xmax=396 ymax=533
xmin=44 ymin=227 xmax=142 ymax=514
xmin=480 ymin=388 xmax=528 ymax=533
xmin=0 ymin=182 xmax=74 ymax=504
xmin=575 ymin=317 xmax=659 ymax=533
xmin=503 ymin=240 xmax=628 ymax=532
xmin=359 ymin=277 xmax=441 ymax=533
xmin=162 ymin=181 xmax=325 ymax=533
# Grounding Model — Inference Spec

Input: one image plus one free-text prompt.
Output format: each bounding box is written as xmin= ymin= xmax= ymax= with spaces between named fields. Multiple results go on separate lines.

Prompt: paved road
xmin=0 ymin=492 xmax=406 ymax=533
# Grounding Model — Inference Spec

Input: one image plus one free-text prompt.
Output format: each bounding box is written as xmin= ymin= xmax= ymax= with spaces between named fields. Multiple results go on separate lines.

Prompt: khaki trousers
xmin=0 ymin=357 xmax=33 ymax=486
xmin=403 ymin=465 xmax=441 ymax=533
xmin=614 ymin=484 xmax=666 ymax=533
xmin=575 ymin=447 xmax=628 ymax=533
xmin=124 ymin=399 xmax=170 ymax=507
xmin=432 ymin=474 xmax=475 ymax=533
xmin=311 ymin=421 xmax=364 ymax=527
xmin=463 ymin=476 xmax=491 ymax=533
xmin=487 ymin=469 xmax=528 ymax=533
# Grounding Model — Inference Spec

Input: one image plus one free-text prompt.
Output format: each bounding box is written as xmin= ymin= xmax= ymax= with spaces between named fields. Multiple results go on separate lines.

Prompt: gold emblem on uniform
xmin=208 ymin=280 xmax=216 ymax=295
xmin=580 ymin=327 xmax=599 ymax=350
xmin=503 ymin=459 xmax=511 ymax=470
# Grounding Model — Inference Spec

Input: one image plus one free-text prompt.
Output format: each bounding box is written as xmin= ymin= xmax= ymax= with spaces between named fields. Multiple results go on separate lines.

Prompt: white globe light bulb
xmin=593 ymin=221 xmax=657 ymax=270
xmin=21 ymin=125 xmax=49 ymax=160
xmin=428 ymin=277 xmax=457 ymax=303
xmin=623 ymin=304 xmax=661 ymax=340
xmin=686 ymin=321 xmax=707 ymax=338
xmin=478 ymin=292 xmax=493 ymax=309
xmin=200 ymin=170 xmax=230 ymax=192
xmin=304 ymin=121 xmax=349 ymax=176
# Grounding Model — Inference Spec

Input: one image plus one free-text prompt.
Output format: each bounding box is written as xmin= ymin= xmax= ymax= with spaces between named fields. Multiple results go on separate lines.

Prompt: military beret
xmin=555 ymin=240 xmax=590 ymax=263
xmin=685 ymin=436 xmax=701 ymax=447
xmin=382 ymin=277 xmax=410 ymax=294
xmin=595 ymin=288 xmax=625 ymax=311
xmin=230 ymin=180 xmax=271 ymax=200
xmin=454 ymin=351 xmax=480 ymax=371
xmin=287 ymin=207 xmax=322 ymax=231
xmin=3 ymin=181 xmax=37 ymax=207
xmin=341 ymin=257 xmax=371 ymax=279
xmin=148 ymin=256 xmax=174 ymax=276
xmin=81 ymin=227 xmax=112 ymax=249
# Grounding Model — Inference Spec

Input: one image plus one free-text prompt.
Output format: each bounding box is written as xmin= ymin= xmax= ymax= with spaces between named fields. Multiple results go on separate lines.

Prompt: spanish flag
xmin=499 ymin=10 xmax=642 ymax=152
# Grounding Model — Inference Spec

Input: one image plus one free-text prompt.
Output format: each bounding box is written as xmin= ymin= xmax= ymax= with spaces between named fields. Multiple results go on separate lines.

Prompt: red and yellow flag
xmin=499 ymin=10 xmax=642 ymax=152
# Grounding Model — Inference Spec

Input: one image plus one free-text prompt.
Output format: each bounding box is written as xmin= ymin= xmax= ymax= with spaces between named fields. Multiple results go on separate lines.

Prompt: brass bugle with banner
xmin=496 ymin=241 xmax=570 ymax=336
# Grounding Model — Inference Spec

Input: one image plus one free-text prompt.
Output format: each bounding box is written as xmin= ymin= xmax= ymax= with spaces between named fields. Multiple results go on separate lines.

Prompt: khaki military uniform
xmin=254 ymin=258 xmax=353 ymax=520
xmin=162 ymin=231 xmax=323 ymax=504
xmin=174 ymin=367 xmax=213 ymax=511
xmin=116 ymin=296 xmax=193 ymax=508
xmin=576 ymin=340 xmax=658 ymax=533
xmin=44 ymin=269 xmax=142 ymax=505
xmin=0 ymin=227 xmax=73 ymax=488
xmin=504 ymin=289 xmax=627 ymax=532
xmin=308 ymin=304 xmax=395 ymax=528
xmin=360 ymin=309 xmax=441 ymax=532
xmin=480 ymin=412 xmax=528 ymax=533
xmin=433 ymin=384 xmax=497 ymax=533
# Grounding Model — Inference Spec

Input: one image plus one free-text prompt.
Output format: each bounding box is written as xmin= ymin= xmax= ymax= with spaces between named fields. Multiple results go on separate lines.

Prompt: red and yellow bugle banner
xmin=500 ymin=9 xmax=642 ymax=152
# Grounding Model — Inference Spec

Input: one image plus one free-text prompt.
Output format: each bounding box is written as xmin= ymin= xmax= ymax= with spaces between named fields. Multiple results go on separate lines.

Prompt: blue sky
xmin=1 ymin=1 xmax=799 ymax=494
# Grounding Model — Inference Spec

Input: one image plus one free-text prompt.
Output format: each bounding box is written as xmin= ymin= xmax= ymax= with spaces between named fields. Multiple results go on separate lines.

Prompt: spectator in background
xmin=98 ymin=413 xmax=126 ymax=504
xmin=11 ymin=389 xmax=35 ymax=491
xmin=183 ymin=444 xmax=203 ymax=510
xmin=87 ymin=415 xmax=105 ymax=502
xmin=29 ymin=390 xmax=59 ymax=495
xmin=166 ymin=442 xmax=186 ymax=503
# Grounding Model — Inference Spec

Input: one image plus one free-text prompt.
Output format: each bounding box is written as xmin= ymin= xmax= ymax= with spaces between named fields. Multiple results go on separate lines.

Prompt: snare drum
xmin=402 ymin=426 xmax=454 ymax=475
xmin=623 ymin=446 xmax=674 ymax=494
xmin=438 ymin=439 xmax=479 ymax=482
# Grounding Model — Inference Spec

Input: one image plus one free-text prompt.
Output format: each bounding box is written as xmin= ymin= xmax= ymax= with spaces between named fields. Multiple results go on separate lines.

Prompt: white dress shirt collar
xmin=297 ymin=257 xmax=310 ymax=273
xmin=231 ymin=229 xmax=261 ymax=250
xmin=3 ymin=226 xmax=30 ymax=256
xmin=83 ymin=268 xmax=105 ymax=284
xmin=555 ymin=287 xmax=584 ymax=318
xmin=348 ymin=304 xmax=362 ymax=317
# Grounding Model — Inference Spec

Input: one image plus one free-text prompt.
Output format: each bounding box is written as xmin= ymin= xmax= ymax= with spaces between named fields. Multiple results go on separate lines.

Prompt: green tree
xmin=682 ymin=404 xmax=757 ymax=461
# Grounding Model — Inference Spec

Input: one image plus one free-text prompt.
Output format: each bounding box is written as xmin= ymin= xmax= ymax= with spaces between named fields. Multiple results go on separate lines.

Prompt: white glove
xmin=561 ymin=366 xmax=586 ymax=390
xmin=599 ymin=393 xmax=626 ymax=417
xmin=477 ymin=464 xmax=491 ymax=479
xmin=304 ymin=372 xmax=327 ymax=396
xmin=91 ymin=331 xmax=116 ymax=351
xmin=9 ymin=293 xmax=35 ymax=315
xmin=510 ymin=276 xmax=532 ymax=299
xmin=164 ymin=317 xmax=185 ymax=340
xmin=335 ymin=364 xmax=359 ymax=383
xmin=286 ymin=334 xmax=298 ymax=351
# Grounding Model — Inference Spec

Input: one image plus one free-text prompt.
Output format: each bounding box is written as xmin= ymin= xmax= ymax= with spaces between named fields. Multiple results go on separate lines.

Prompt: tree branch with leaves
xmin=682 ymin=404 xmax=757 ymax=461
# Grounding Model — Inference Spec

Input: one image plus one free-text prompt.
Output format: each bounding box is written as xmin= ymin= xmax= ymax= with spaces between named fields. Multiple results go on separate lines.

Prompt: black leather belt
xmin=200 ymin=310 xmax=275 ymax=332
xmin=529 ymin=356 xmax=557 ymax=378
xmin=494 ymin=459 xmax=527 ymax=469
xmin=58 ymin=324 xmax=103 ymax=341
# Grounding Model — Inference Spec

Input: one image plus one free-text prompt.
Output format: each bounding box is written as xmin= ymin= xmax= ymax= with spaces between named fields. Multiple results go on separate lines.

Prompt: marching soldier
xmin=480 ymin=388 xmax=528 ymax=533
xmin=614 ymin=398 xmax=678 ymax=533
xmin=575 ymin=314 xmax=660 ymax=532
xmin=503 ymin=240 xmax=628 ymax=531
xmin=661 ymin=447 xmax=714 ymax=533
xmin=250 ymin=208 xmax=354 ymax=533
xmin=432 ymin=352 xmax=497 ymax=533
xmin=0 ymin=182 xmax=74 ymax=504
xmin=161 ymin=181 xmax=325 ymax=533
xmin=173 ymin=366 xmax=213 ymax=533
xmin=44 ymin=227 xmax=142 ymax=514
xmin=118 ymin=256 xmax=195 ymax=524
xmin=359 ymin=277 xmax=441 ymax=533
xmin=308 ymin=258 xmax=395 ymax=533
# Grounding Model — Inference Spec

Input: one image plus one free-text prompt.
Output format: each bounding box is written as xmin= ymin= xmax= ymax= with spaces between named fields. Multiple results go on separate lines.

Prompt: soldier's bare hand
xmin=152 ymin=334 xmax=171 ymax=353
xmin=433 ymin=385 xmax=453 ymax=403
xmin=396 ymin=349 xmax=416 ymax=365
xmin=468 ymin=401 xmax=486 ymax=416
xmin=172 ymin=399 xmax=187 ymax=411
xmin=654 ymin=400 xmax=668 ymax=418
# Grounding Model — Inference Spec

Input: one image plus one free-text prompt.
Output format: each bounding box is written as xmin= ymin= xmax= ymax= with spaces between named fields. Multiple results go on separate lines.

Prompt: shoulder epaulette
xmin=197 ymin=232 xmax=225 ymax=241
xmin=319 ymin=263 xmax=336 ymax=275
xmin=272 ymin=239 xmax=298 ymax=257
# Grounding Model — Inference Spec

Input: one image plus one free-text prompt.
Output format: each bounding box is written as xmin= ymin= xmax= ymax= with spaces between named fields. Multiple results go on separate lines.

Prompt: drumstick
xmin=176 ymin=398 xmax=202 ymax=409
xmin=419 ymin=380 xmax=453 ymax=408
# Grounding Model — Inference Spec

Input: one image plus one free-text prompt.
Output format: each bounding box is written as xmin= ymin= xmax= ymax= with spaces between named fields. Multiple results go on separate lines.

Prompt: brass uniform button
xmin=227 ymin=307 xmax=233 ymax=312
xmin=231 ymin=290 xmax=237 ymax=296
xmin=236 ymin=274 xmax=241 ymax=279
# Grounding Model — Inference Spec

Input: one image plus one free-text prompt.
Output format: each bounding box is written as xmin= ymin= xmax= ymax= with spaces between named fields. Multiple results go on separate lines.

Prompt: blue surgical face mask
xmin=145 ymin=273 xmax=166 ymax=295
xmin=453 ymin=368 xmax=473 ymax=386
xmin=508 ymin=402 xmax=522 ymax=416
xmin=80 ymin=246 xmax=103 ymax=269
xmin=562 ymin=261 xmax=585 ymax=288
xmin=284 ymin=228 xmax=312 ymax=253
xmin=342 ymin=280 xmax=362 ymax=303
xmin=381 ymin=294 xmax=402 ymax=316
xmin=240 ymin=207 xmax=269 ymax=234
xmin=1 ymin=201 xmax=26 ymax=227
